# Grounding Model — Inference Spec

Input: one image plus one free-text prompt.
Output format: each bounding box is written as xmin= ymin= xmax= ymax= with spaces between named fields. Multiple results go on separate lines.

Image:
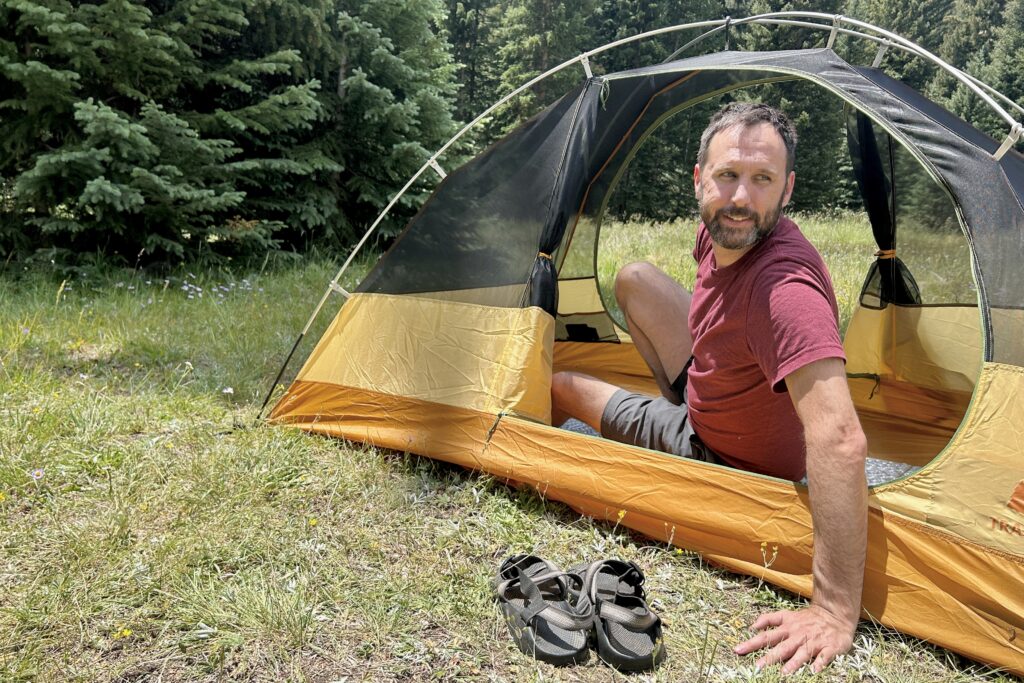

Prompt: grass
xmin=0 ymin=220 xmax=1011 ymax=682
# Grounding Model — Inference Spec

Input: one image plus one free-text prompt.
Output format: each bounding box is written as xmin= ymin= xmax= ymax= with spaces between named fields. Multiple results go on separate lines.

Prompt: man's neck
xmin=711 ymin=242 xmax=754 ymax=268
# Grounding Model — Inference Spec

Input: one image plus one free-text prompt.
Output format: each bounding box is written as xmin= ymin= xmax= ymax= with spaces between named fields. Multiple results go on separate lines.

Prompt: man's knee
xmin=614 ymin=261 xmax=661 ymax=309
xmin=551 ymin=371 xmax=572 ymax=403
xmin=610 ymin=264 xmax=667 ymax=313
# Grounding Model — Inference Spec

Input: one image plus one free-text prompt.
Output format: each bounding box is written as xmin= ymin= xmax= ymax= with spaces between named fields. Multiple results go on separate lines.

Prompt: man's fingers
xmin=734 ymin=624 xmax=787 ymax=655
xmin=750 ymin=611 xmax=785 ymax=631
xmin=811 ymin=646 xmax=839 ymax=674
xmin=756 ymin=638 xmax=804 ymax=671
xmin=780 ymin=643 xmax=814 ymax=675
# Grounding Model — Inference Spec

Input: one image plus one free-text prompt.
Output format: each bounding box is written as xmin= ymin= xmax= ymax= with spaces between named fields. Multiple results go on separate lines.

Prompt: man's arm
xmin=734 ymin=357 xmax=868 ymax=674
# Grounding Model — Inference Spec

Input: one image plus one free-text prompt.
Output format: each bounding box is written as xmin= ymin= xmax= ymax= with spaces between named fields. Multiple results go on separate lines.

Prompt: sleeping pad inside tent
xmin=268 ymin=45 xmax=1024 ymax=674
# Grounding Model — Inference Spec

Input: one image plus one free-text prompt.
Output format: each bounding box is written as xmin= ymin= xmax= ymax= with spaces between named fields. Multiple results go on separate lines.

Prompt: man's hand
xmin=734 ymin=604 xmax=856 ymax=674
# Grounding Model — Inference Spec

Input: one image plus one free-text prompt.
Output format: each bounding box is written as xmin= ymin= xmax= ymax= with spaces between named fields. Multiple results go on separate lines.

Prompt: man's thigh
xmin=600 ymin=390 xmax=727 ymax=467
xmin=601 ymin=390 xmax=696 ymax=457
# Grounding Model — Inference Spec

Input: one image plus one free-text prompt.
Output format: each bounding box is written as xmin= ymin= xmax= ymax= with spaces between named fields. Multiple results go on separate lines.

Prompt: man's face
xmin=694 ymin=122 xmax=795 ymax=252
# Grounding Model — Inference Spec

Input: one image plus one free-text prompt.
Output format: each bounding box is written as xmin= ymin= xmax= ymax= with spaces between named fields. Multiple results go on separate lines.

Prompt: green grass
xmin=0 ymin=224 xmax=1010 ymax=682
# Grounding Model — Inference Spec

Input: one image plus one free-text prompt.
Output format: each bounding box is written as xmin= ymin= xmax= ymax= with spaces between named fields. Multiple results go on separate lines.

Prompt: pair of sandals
xmin=492 ymin=554 xmax=666 ymax=670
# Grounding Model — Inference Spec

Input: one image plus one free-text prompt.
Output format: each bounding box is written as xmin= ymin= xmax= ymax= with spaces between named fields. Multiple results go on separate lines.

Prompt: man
xmin=551 ymin=102 xmax=868 ymax=674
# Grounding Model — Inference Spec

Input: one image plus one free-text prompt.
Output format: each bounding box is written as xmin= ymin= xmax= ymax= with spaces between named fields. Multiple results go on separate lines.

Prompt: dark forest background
xmin=1 ymin=0 xmax=1022 ymax=264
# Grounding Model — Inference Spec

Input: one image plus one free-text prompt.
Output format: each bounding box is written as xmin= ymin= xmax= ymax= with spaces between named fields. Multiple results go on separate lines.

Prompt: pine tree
xmin=444 ymin=0 xmax=501 ymax=124
xmin=848 ymin=0 xmax=953 ymax=91
xmin=330 ymin=0 xmax=460 ymax=241
xmin=970 ymin=0 xmax=1024 ymax=144
xmin=487 ymin=0 xmax=598 ymax=136
xmin=726 ymin=0 xmax=855 ymax=212
xmin=588 ymin=0 xmax=721 ymax=221
xmin=925 ymin=0 xmax=1004 ymax=132
xmin=0 ymin=0 xmax=324 ymax=261
xmin=0 ymin=0 xmax=461 ymax=259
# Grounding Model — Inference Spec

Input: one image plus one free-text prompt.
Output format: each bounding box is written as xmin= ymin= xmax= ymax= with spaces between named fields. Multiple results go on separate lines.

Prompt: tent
xmin=266 ymin=13 xmax=1024 ymax=675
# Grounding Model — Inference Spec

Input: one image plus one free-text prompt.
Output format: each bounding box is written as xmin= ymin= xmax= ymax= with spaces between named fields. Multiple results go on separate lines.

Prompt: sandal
xmin=571 ymin=559 xmax=666 ymax=671
xmin=492 ymin=555 xmax=593 ymax=666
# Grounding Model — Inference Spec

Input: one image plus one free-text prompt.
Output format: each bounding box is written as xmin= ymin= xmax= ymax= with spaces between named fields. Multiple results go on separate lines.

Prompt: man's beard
xmin=700 ymin=195 xmax=785 ymax=251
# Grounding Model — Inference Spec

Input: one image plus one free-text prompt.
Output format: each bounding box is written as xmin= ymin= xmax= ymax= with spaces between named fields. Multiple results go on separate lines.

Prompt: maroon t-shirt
xmin=686 ymin=216 xmax=845 ymax=481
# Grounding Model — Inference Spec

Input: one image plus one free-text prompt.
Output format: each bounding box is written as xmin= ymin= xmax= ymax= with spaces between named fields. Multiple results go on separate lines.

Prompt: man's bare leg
xmin=551 ymin=371 xmax=621 ymax=432
xmin=614 ymin=262 xmax=693 ymax=404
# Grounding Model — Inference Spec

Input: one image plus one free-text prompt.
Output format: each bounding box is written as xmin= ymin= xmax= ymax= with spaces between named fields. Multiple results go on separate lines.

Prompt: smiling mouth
xmin=720 ymin=211 xmax=753 ymax=224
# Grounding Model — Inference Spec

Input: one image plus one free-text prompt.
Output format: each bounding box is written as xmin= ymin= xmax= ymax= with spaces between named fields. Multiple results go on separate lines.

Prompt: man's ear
xmin=782 ymin=170 xmax=796 ymax=207
xmin=693 ymin=163 xmax=702 ymax=197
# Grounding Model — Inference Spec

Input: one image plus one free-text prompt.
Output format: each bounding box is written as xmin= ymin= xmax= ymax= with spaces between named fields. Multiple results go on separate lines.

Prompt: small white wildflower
xmin=222 ymin=387 xmax=234 ymax=395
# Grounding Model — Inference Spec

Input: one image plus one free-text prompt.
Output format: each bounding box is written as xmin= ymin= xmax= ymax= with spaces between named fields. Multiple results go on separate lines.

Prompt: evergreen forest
xmin=2 ymin=0 xmax=1022 ymax=264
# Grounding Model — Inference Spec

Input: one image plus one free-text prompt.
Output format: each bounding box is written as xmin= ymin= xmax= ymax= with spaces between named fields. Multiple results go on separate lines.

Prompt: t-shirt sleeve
xmin=746 ymin=261 xmax=846 ymax=393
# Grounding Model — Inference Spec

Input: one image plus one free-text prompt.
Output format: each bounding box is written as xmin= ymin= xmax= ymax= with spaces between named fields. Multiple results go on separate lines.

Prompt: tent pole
xmin=256 ymin=332 xmax=305 ymax=422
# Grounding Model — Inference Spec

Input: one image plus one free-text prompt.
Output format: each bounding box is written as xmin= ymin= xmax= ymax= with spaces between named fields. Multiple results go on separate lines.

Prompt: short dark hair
xmin=697 ymin=102 xmax=798 ymax=174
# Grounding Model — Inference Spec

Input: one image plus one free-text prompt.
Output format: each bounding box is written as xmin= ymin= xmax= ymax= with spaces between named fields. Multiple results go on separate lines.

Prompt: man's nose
xmin=731 ymin=180 xmax=751 ymax=206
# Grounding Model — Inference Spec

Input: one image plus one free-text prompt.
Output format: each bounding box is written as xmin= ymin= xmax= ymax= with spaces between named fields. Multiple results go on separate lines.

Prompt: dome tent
xmin=266 ymin=13 xmax=1024 ymax=674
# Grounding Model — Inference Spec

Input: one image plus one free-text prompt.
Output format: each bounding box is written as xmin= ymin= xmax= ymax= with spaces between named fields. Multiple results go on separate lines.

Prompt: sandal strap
xmin=597 ymin=599 xmax=660 ymax=630
xmin=494 ymin=567 xmax=569 ymax=598
xmin=578 ymin=559 xmax=647 ymax=603
xmin=509 ymin=568 xmax=593 ymax=631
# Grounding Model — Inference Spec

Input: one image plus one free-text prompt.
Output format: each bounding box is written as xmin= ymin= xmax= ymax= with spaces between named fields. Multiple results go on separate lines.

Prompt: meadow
xmin=0 ymin=214 xmax=1007 ymax=682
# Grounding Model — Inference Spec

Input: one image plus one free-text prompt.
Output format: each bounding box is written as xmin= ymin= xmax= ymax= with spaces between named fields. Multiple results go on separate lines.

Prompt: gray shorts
xmin=600 ymin=389 xmax=723 ymax=465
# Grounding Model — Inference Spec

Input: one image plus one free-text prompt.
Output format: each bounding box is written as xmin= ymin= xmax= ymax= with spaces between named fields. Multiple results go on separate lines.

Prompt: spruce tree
xmin=588 ymin=0 xmax=720 ymax=221
xmin=0 ymin=0 xmax=461 ymax=259
xmin=330 ymin=0 xmax=460 ymax=242
xmin=0 ymin=0 xmax=324 ymax=261
xmin=444 ymin=0 xmax=501 ymax=124
xmin=487 ymin=0 xmax=597 ymax=137
xmin=969 ymin=0 xmax=1024 ymax=145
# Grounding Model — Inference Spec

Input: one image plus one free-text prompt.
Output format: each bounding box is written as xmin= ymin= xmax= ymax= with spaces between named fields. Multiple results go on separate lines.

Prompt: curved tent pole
xmin=257 ymin=12 xmax=1023 ymax=420
xmin=660 ymin=16 xmax=1024 ymax=124
xmin=756 ymin=13 xmax=1021 ymax=133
